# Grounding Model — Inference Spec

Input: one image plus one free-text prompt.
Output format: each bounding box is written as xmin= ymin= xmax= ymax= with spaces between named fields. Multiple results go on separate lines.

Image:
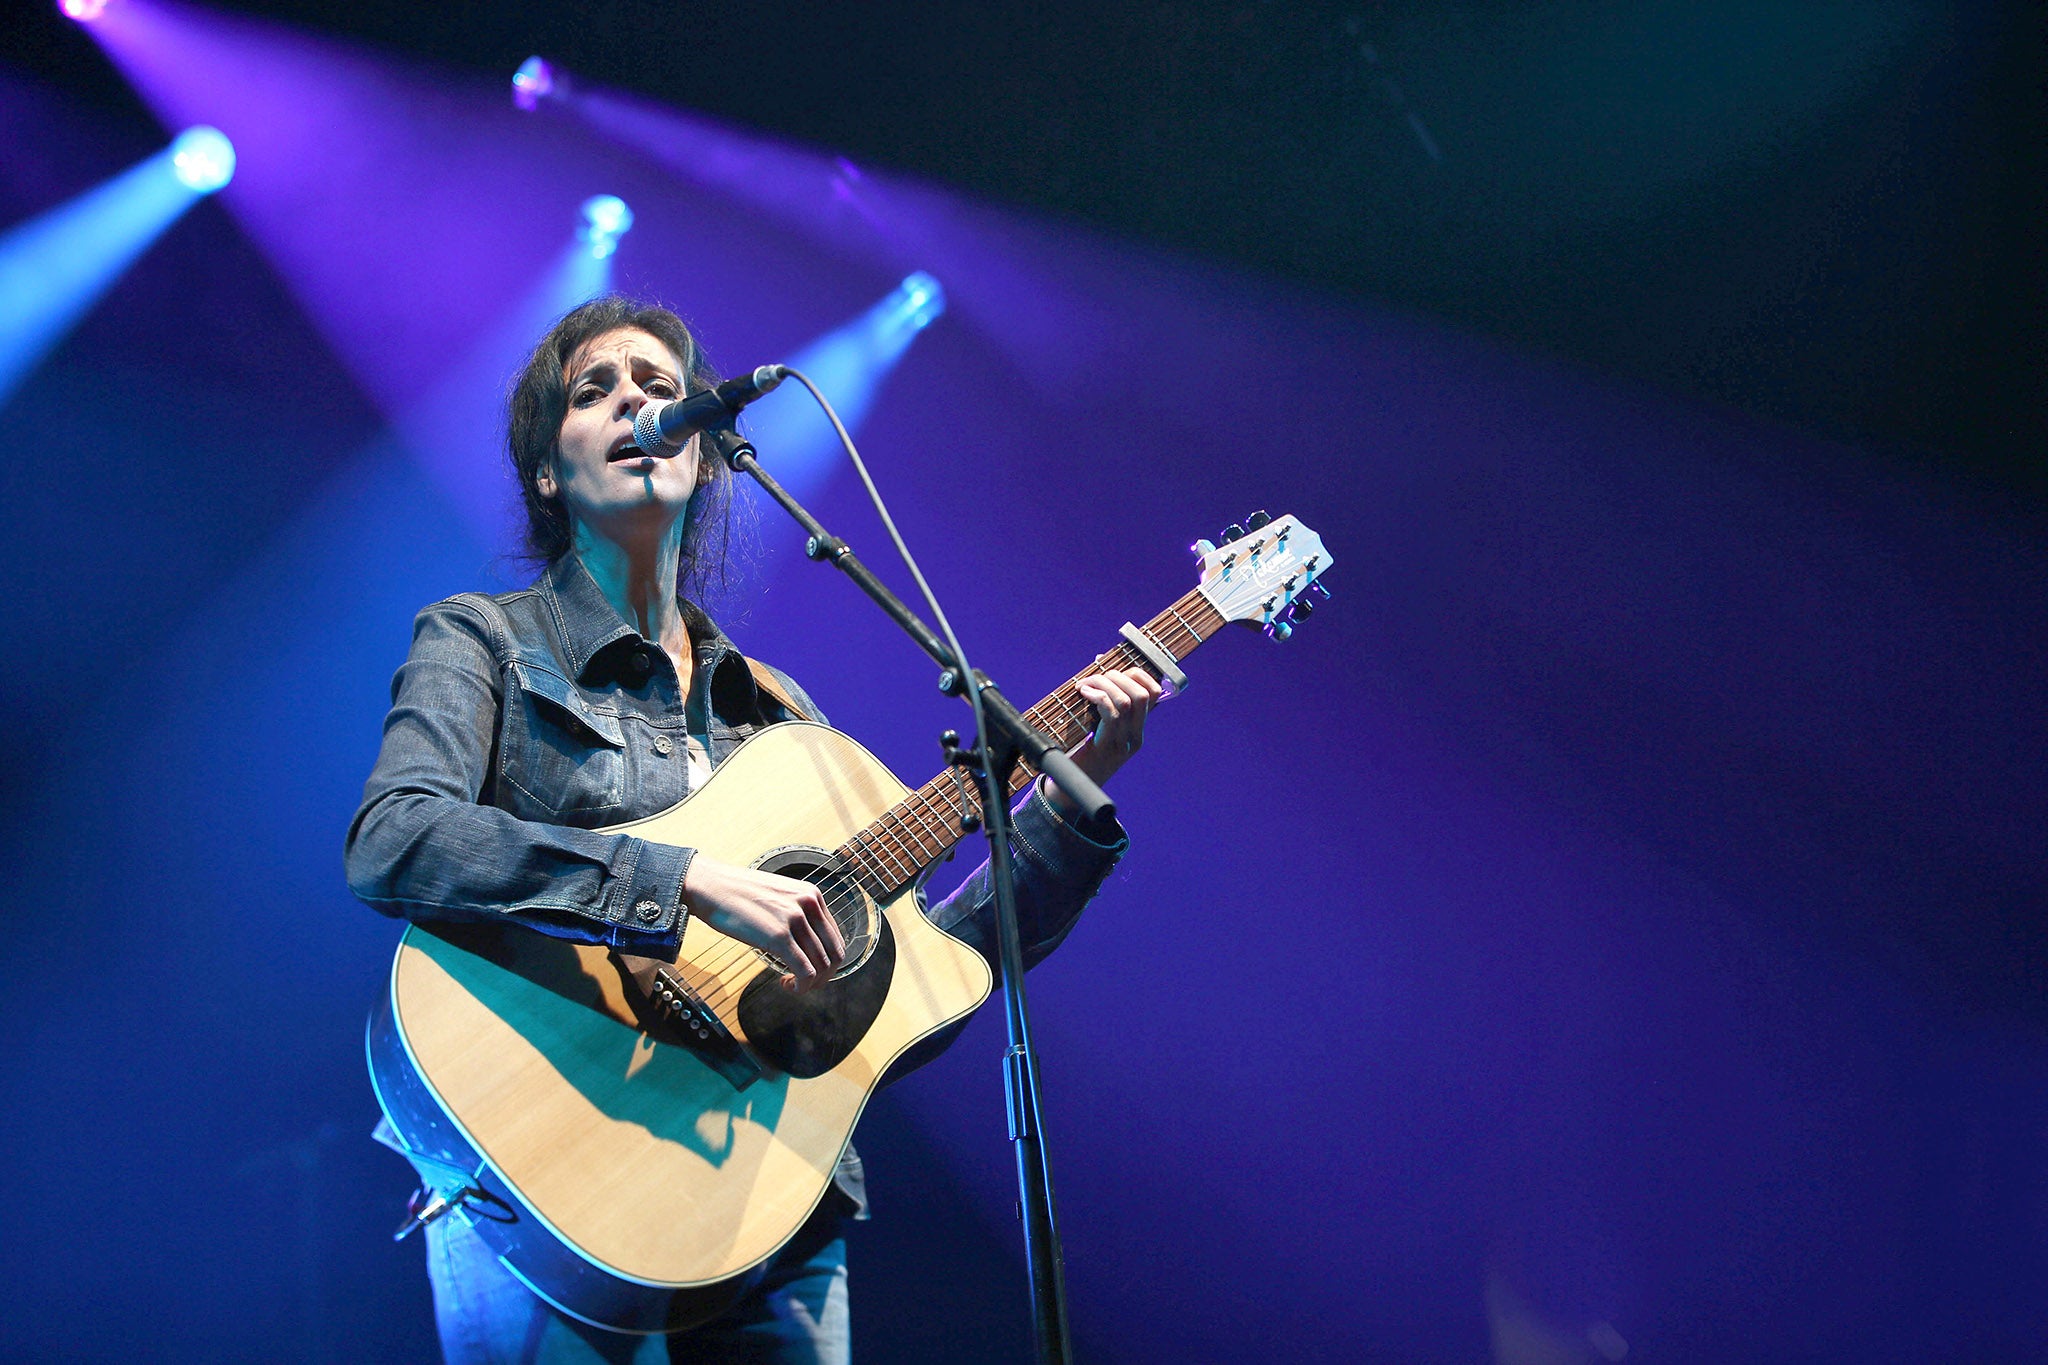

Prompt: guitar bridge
xmin=649 ymin=967 xmax=763 ymax=1092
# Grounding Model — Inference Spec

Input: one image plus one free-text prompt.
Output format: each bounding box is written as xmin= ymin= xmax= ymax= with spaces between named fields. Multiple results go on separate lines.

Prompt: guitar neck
xmin=837 ymin=585 xmax=1227 ymax=900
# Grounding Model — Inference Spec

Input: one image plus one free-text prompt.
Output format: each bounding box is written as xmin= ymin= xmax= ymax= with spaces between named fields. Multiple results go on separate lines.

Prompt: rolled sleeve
xmin=925 ymin=782 xmax=1128 ymax=973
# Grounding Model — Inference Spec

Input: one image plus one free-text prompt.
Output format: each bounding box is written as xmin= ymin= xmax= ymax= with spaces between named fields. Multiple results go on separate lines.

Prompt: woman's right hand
xmin=682 ymin=856 xmax=848 ymax=991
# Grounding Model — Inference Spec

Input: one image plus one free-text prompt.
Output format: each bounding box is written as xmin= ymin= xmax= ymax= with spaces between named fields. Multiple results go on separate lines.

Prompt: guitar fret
xmin=874 ymin=806 xmax=916 ymax=863
xmin=929 ymin=784 xmax=971 ymax=838
xmin=1157 ymin=595 xmax=1213 ymax=654
xmin=906 ymin=795 xmax=945 ymax=845
xmin=841 ymin=841 xmax=879 ymax=896
xmin=881 ymin=805 xmax=935 ymax=867
xmin=926 ymin=776 xmax=985 ymax=841
xmin=860 ymin=822 xmax=917 ymax=888
xmin=925 ymin=789 xmax=962 ymax=843
xmin=842 ymin=840 xmax=876 ymax=889
xmin=853 ymin=830 xmax=899 ymax=880
xmin=837 ymin=571 xmax=1253 ymax=890
xmin=849 ymin=843 xmax=898 ymax=901
xmin=900 ymin=795 xmax=948 ymax=861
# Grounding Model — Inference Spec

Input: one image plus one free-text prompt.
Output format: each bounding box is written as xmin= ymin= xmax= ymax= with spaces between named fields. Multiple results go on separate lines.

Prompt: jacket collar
xmin=537 ymin=554 xmax=756 ymax=703
xmin=539 ymin=554 xmax=639 ymax=681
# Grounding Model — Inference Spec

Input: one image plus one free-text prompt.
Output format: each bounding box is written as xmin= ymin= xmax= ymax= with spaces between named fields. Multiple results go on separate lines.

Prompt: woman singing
xmin=345 ymin=295 xmax=1158 ymax=1363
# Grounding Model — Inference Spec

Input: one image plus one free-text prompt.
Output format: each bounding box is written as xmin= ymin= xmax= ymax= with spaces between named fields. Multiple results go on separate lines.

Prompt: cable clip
xmin=940 ymin=730 xmax=983 ymax=833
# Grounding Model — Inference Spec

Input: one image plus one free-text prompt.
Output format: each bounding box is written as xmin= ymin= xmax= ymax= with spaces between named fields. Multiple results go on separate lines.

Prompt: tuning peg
xmin=1222 ymin=523 xmax=1246 ymax=544
xmin=1265 ymin=618 xmax=1294 ymax=641
xmin=1290 ymin=596 xmax=1314 ymax=620
xmin=1246 ymin=510 xmax=1271 ymax=531
xmin=1191 ymin=538 xmax=1218 ymax=558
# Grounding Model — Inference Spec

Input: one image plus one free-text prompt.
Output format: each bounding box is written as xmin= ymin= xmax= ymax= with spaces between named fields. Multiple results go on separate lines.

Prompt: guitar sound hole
xmin=753 ymin=847 xmax=877 ymax=980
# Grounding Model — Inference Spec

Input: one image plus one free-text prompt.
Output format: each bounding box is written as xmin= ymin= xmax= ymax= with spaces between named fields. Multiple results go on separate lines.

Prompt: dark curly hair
xmin=507 ymin=295 xmax=739 ymax=594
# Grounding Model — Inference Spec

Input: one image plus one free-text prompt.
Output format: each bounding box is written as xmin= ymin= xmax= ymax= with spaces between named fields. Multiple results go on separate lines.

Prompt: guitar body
xmin=369 ymin=722 xmax=994 ymax=1333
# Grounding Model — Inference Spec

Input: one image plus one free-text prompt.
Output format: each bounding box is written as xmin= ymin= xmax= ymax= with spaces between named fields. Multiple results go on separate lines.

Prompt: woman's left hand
xmin=1040 ymin=665 xmax=1163 ymax=812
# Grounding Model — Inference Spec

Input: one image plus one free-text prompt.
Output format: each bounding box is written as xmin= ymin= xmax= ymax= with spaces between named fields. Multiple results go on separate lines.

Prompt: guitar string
xmin=675 ymin=596 xmax=1229 ymax=1012
xmin=686 ymin=855 xmax=888 ymax=981
xmin=684 ymin=800 xmax=980 ymax=993
xmin=688 ymin=879 xmax=877 ymax=1008
xmin=757 ymin=596 xmax=1225 ymax=981
xmin=886 ymin=801 xmax=945 ymax=863
xmin=789 ymin=619 xmax=1197 ymax=918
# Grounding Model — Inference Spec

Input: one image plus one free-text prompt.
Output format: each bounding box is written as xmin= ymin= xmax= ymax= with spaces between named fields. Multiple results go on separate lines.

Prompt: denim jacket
xmin=346 ymin=553 xmax=1126 ymax=1060
xmin=348 ymin=555 xmax=1128 ymax=1221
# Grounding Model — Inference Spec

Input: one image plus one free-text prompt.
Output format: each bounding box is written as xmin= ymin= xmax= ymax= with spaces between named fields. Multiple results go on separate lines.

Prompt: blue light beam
xmin=0 ymin=136 xmax=221 ymax=407
xmin=739 ymin=272 xmax=947 ymax=501
xmin=391 ymin=225 xmax=615 ymax=547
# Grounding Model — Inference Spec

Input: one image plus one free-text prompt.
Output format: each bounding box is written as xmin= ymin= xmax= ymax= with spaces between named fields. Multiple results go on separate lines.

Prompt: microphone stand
xmin=706 ymin=424 xmax=1101 ymax=1365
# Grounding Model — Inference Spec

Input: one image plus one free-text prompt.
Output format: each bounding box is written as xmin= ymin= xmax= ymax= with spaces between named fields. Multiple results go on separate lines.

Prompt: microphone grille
xmin=633 ymin=401 xmax=672 ymax=453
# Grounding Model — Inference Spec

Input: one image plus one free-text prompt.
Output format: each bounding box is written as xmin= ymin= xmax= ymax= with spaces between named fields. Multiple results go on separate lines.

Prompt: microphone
xmin=633 ymin=365 xmax=788 ymax=452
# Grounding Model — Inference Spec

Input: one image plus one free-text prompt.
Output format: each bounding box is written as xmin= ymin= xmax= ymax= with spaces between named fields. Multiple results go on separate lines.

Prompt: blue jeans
xmin=425 ymin=1207 xmax=850 ymax=1365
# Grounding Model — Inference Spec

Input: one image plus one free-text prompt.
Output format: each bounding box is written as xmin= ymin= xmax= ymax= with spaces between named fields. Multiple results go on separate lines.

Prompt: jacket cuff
xmin=609 ymin=838 xmax=693 ymax=951
xmin=1012 ymin=782 xmax=1129 ymax=873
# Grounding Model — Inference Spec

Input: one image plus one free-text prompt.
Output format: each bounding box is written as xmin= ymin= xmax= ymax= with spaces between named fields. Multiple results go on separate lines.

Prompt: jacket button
xmin=634 ymin=898 xmax=662 ymax=922
xmin=653 ymin=734 xmax=674 ymax=756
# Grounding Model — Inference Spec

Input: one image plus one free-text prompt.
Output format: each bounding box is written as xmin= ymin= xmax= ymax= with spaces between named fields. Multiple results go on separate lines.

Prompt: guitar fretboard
xmin=837 ymin=586 xmax=1227 ymax=900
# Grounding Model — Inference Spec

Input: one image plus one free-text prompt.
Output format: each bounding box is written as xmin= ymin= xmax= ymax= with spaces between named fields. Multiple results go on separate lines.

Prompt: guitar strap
xmin=744 ymin=658 xmax=815 ymax=723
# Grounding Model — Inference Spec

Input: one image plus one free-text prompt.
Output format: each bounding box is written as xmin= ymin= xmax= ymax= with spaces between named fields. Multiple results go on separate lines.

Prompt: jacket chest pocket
xmin=499 ymin=663 xmax=627 ymax=821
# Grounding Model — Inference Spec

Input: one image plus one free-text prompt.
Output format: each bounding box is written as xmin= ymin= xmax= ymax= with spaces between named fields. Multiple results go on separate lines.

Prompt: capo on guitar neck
xmin=1117 ymin=623 xmax=1188 ymax=696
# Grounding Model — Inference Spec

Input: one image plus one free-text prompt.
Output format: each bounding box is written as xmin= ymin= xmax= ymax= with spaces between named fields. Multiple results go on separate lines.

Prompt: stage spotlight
xmin=580 ymin=194 xmax=633 ymax=259
xmin=734 ymin=272 xmax=948 ymax=501
xmin=893 ymin=272 xmax=946 ymax=332
xmin=60 ymin=0 xmax=111 ymax=21
xmin=170 ymin=126 xmax=235 ymax=193
xmin=0 ymin=133 xmax=219 ymax=405
xmin=512 ymin=56 xmax=557 ymax=111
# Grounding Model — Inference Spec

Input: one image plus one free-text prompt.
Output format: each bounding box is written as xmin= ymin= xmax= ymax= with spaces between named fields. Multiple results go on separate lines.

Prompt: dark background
xmin=14 ymin=0 xmax=2044 ymax=516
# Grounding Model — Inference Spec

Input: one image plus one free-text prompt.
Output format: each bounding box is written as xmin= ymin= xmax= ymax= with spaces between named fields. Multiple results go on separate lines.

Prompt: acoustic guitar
xmin=367 ymin=514 xmax=1330 ymax=1332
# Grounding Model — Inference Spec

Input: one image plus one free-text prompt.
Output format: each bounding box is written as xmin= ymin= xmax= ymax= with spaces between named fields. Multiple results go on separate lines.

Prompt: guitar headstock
xmin=1192 ymin=511 xmax=1331 ymax=640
